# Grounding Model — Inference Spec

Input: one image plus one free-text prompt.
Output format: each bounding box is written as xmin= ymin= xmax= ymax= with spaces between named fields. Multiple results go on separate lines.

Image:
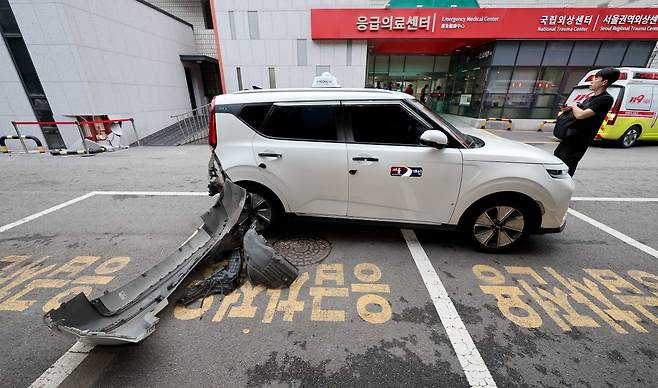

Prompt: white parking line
xmin=572 ymin=197 xmax=658 ymax=202
xmin=94 ymin=191 xmax=207 ymax=196
xmin=0 ymin=192 xmax=209 ymax=234
xmin=28 ymin=342 xmax=94 ymax=388
xmin=1 ymin=190 xmax=207 ymax=388
xmin=401 ymin=229 xmax=496 ymax=388
xmin=568 ymin=208 xmax=658 ymax=259
xmin=0 ymin=192 xmax=96 ymax=233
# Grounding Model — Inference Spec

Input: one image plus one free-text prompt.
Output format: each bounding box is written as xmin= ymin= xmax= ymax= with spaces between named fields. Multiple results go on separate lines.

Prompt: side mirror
xmin=419 ymin=130 xmax=448 ymax=149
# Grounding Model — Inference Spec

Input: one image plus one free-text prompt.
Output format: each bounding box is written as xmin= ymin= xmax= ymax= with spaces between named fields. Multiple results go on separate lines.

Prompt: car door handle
xmin=258 ymin=153 xmax=282 ymax=158
xmin=352 ymin=157 xmax=379 ymax=162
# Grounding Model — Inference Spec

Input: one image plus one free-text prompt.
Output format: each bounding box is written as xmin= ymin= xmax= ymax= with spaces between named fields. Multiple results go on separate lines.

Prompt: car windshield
xmin=406 ymin=99 xmax=475 ymax=148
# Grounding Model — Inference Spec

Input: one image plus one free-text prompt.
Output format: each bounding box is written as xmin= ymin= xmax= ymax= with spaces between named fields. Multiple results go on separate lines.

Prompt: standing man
xmin=404 ymin=83 xmax=414 ymax=96
xmin=420 ymin=84 xmax=429 ymax=104
xmin=554 ymin=67 xmax=619 ymax=177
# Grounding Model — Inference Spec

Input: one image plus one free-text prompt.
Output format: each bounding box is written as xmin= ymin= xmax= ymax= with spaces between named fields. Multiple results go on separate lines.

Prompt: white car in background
xmin=207 ymin=88 xmax=574 ymax=252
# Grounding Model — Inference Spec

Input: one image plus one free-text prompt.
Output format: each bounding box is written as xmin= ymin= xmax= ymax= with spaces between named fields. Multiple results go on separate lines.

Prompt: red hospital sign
xmin=311 ymin=8 xmax=658 ymax=40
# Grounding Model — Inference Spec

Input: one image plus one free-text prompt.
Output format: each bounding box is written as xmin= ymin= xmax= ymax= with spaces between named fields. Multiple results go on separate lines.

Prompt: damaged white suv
xmin=207 ymin=88 xmax=574 ymax=252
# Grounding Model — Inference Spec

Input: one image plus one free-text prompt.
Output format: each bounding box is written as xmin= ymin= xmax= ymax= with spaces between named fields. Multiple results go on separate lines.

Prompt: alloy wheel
xmin=622 ymin=128 xmax=639 ymax=148
xmin=473 ymin=206 xmax=525 ymax=249
xmin=241 ymin=192 xmax=273 ymax=231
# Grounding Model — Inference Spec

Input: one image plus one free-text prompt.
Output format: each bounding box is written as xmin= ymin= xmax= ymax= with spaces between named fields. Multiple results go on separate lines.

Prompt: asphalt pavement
xmin=1 ymin=130 xmax=657 ymax=388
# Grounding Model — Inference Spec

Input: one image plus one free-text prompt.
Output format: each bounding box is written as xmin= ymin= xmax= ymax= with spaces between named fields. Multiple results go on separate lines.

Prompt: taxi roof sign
xmin=312 ymin=72 xmax=341 ymax=88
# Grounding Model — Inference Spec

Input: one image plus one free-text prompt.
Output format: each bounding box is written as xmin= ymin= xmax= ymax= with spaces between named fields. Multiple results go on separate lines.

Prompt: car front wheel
xmin=465 ymin=202 xmax=530 ymax=253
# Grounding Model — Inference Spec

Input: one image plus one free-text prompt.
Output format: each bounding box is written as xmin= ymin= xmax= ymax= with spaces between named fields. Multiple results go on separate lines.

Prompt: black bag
xmin=553 ymin=109 xmax=578 ymax=140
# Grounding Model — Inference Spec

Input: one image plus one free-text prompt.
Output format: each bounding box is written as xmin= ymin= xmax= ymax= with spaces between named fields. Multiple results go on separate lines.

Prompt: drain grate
xmin=273 ymin=235 xmax=331 ymax=266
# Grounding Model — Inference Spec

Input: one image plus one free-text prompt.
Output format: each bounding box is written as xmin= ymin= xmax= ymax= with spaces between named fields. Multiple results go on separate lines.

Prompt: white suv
xmin=208 ymin=88 xmax=574 ymax=252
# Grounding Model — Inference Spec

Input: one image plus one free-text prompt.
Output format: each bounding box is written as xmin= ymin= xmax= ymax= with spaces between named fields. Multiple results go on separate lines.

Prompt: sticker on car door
xmin=390 ymin=166 xmax=423 ymax=177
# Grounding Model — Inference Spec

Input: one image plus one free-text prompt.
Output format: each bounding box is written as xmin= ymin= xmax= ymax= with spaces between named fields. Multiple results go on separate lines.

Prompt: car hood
xmin=459 ymin=128 xmax=564 ymax=165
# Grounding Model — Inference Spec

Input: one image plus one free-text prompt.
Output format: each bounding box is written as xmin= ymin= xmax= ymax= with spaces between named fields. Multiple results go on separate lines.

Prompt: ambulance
xmin=565 ymin=67 xmax=658 ymax=148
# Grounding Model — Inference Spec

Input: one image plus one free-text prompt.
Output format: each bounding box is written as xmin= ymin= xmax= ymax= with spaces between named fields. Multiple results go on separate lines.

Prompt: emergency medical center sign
xmin=311 ymin=8 xmax=658 ymax=40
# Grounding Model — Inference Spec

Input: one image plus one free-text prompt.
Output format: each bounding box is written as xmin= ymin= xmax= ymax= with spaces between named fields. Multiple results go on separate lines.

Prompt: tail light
xmin=208 ymin=97 xmax=217 ymax=149
xmin=606 ymin=96 xmax=622 ymax=126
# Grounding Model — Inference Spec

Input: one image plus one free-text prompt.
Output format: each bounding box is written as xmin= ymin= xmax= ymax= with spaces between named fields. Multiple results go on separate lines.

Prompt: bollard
xmin=480 ymin=117 xmax=513 ymax=131
xmin=1 ymin=134 xmax=46 ymax=153
xmin=11 ymin=121 xmax=29 ymax=153
xmin=538 ymin=119 xmax=556 ymax=132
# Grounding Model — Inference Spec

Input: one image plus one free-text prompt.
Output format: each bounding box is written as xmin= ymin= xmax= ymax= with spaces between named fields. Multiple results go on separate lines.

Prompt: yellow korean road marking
xmin=474 ymin=264 xmax=658 ymax=334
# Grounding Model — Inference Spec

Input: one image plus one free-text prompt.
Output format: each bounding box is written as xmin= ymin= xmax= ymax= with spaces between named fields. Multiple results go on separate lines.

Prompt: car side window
xmin=348 ymin=104 xmax=429 ymax=145
xmin=239 ymin=104 xmax=273 ymax=130
xmin=259 ymin=105 xmax=338 ymax=141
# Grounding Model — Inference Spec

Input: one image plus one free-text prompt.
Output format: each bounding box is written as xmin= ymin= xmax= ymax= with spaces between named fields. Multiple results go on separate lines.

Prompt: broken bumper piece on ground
xmin=43 ymin=181 xmax=246 ymax=346
xmin=177 ymin=227 xmax=300 ymax=306
xmin=243 ymin=227 xmax=298 ymax=289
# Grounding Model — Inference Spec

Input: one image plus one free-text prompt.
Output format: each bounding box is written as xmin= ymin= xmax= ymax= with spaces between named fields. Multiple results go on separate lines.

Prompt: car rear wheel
xmin=619 ymin=126 xmax=641 ymax=148
xmin=465 ymin=202 xmax=531 ymax=253
xmin=237 ymin=185 xmax=280 ymax=232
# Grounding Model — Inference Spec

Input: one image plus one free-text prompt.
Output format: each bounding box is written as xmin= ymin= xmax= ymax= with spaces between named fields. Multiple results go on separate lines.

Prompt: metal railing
xmin=170 ymin=103 xmax=210 ymax=145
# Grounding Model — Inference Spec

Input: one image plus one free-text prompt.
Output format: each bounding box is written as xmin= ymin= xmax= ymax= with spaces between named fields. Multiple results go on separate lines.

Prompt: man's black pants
xmin=554 ymin=137 xmax=589 ymax=177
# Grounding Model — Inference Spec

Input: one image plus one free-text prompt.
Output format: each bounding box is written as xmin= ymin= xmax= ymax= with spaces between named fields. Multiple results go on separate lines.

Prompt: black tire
xmin=236 ymin=183 xmax=281 ymax=233
xmin=618 ymin=126 xmax=641 ymax=148
xmin=463 ymin=199 xmax=533 ymax=253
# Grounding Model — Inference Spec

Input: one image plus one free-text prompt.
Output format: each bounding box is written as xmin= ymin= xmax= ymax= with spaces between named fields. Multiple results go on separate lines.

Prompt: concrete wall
xmin=6 ymin=0 xmax=198 ymax=148
xmin=214 ymin=0 xmax=656 ymax=94
xmin=147 ymin=0 xmax=217 ymax=58
xmin=0 ymin=37 xmax=39 ymax=152
xmin=214 ymin=0 xmax=370 ymax=92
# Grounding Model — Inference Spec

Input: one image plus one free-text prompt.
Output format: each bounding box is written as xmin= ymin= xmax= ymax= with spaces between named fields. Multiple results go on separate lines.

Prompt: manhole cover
xmin=273 ymin=236 xmax=331 ymax=266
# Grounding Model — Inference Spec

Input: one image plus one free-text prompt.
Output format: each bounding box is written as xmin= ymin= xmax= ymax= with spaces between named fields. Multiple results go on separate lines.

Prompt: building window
xmin=536 ymin=67 xmax=563 ymax=95
xmin=228 ymin=11 xmax=236 ymax=39
xmin=485 ymin=67 xmax=513 ymax=94
xmin=346 ymin=41 xmax=352 ymax=66
xmin=373 ymin=56 xmax=389 ymax=73
xmin=316 ymin=65 xmax=330 ymax=76
xmin=248 ymin=11 xmax=259 ymax=40
xmin=622 ymin=41 xmax=655 ymax=67
xmin=1 ymin=1 xmax=64 ymax=149
xmin=297 ymin=39 xmax=307 ymax=66
xmin=569 ymin=41 xmax=600 ymax=66
xmin=515 ymin=41 xmax=545 ymax=66
xmin=560 ymin=67 xmax=591 ymax=96
xmin=268 ymin=67 xmax=276 ymax=89
xmin=236 ymin=67 xmax=243 ymax=90
xmin=542 ymin=41 xmax=572 ymax=66
xmin=0 ymin=0 xmax=20 ymax=34
xmin=508 ymin=68 xmax=538 ymax=95
xmin=595 ymin=41 xmax=627 ymax=67
xmin=491 ymin=41 xmax=519 ymax=66
xmin=202 ymin=0 xmax=213 ymax=29
xmin=5 ymin=37 xmax=42 ymax=94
